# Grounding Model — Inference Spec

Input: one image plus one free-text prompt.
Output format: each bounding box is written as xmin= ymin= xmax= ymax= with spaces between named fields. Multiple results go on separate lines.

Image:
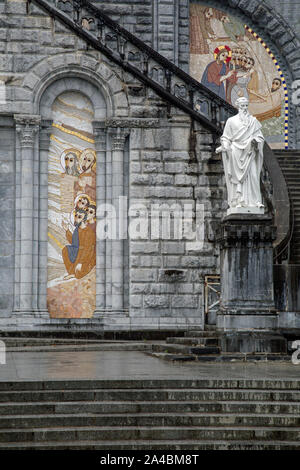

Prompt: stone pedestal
xmin=217 ymin=214 xmax=287 ymax=353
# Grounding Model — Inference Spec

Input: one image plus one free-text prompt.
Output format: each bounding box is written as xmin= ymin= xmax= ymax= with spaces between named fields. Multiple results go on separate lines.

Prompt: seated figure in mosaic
xmin=62 ymin=209 xmax=96 ymax=280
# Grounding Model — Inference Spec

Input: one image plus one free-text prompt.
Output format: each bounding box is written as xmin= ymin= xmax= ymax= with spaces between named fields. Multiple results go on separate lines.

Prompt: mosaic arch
xmin=190 ymin=3 xmax=289 ymax=149
xmin=47 ymin=91 xmax=97 ymax=318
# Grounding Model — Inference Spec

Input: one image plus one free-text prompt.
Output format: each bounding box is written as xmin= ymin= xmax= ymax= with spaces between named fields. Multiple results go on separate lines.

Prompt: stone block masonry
xmin=0 ymin=122 xmax=15 ymax=317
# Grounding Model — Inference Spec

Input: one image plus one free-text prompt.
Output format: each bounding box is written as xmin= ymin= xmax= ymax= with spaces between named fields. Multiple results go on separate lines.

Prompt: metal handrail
xmin=30 ymin=0 xmax=236 ymax=134
xmin=274 ymin=185 xmax=294 ymax=264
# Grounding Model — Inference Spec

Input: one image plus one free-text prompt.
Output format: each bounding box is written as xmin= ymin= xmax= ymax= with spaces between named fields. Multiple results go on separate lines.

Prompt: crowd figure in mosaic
xmin=190 ymin=3 xmax=286 ymax=149
xmin=60 ymin=148 xmax=96 ymax=281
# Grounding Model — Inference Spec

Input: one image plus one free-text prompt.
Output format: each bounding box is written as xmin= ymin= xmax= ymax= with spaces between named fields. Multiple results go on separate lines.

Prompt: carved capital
xmin=15 ymin=114 xmax=41 ymax=148
xmin=108 ymin=127 xmax=129 ymax=152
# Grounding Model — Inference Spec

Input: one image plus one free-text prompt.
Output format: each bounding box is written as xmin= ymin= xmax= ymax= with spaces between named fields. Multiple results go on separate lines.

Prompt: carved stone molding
xmin=106 ymin=118 xmax=160 ymax=129
xmin=217 ymin=215 xmax=277 ymax=250
xmin=14 ymin=114 xmax=41 ymax=148
xmin=93 ymin=123 xmax=107 ymax=145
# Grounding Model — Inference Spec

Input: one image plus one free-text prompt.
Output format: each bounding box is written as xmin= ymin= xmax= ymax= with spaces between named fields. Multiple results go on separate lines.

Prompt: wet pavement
xmin=0 ymin=349 xmax=300 ymax=382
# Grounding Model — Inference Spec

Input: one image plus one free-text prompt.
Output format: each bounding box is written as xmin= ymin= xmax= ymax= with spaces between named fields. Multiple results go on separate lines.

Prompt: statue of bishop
xmin=216 ymin=96 xmax=265 ymax=215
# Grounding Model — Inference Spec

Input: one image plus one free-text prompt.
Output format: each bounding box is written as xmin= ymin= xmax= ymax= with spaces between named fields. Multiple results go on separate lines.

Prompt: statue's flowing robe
xmin=220 ymin=113 xmax=264 ymax=208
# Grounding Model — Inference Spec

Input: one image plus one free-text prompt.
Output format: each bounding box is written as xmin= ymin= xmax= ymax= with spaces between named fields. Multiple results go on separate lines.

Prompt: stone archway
xmin=13 ymin=56 xmax=130 ymax=319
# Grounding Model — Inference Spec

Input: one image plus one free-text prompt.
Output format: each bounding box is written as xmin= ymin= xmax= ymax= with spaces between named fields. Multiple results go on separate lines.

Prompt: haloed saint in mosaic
xmin=47 ymin=91 xmax=97 ymax=318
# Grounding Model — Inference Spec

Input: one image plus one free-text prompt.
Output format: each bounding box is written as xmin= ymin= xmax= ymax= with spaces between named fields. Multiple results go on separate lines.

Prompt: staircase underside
xmin=276 ymin=151 xmax=300 ymax=264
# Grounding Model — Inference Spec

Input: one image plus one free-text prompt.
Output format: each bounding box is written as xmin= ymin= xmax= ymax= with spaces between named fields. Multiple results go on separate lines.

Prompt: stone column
xmin=93 ymin=122 xmax=107 ymax=316
xmin=109 ymin=127 xmax=129 ymax=312
xmin=36 ymin=120 xmax=52 ymax=314
xmin=217 ymin=214 xmax=287 ymax=353
xmin=13 ymin=115 xmax=41 ymax=314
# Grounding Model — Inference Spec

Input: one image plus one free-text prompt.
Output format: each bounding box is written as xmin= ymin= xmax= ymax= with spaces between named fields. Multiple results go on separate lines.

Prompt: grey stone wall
xmin=93 ymin=0 xmax=153 ymax=45
xmin=128 ymin=121 xmax=221 ymax=330
xmin=93 ymin=0 xmax=189 ymax=69
xmin=0 ymin=117 xmax=15 ymax=317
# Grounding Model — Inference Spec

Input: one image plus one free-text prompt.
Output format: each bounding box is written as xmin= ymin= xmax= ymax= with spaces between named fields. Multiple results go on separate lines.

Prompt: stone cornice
xmin=105 ymin=118 xmax=160 ymax=129
xmin=217 ymin=217 xmax=277 ymax=249
xmin=14 ymin=114 xmax=41 ymax=127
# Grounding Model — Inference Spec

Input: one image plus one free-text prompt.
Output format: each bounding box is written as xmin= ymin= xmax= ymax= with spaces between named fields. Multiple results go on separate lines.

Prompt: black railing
xmin=30 ymin=0 xmax=236 ymax=134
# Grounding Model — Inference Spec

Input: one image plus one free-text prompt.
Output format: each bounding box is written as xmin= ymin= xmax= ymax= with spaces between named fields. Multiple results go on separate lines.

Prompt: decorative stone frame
xmin=186 ymin=0 xmax=300 ymax=148
xmin=13 ymin=54 xmax=130 ymax=318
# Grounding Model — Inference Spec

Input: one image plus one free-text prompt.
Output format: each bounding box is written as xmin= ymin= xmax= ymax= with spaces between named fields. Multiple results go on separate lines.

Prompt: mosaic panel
xmin=47 ymin=91 xmax=97 ymax=318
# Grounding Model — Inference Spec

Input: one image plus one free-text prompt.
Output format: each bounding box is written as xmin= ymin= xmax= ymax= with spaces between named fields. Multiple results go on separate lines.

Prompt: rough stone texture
xmin=264 ymin=0 xmax=300 ymax=40
xmin=216 ymin=214 xmax=288 ymax=352
xmin=0 ymin=122 xmax=15 ymax=317
xmin=217 ymin=215 xmax=277 ymax=314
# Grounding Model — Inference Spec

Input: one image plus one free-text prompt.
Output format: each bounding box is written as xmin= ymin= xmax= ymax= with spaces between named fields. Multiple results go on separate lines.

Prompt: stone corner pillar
xmin=93 ymin=124 xmax=130 ymax=318
xmin=216 ymin=213 xmax=287 ymax=353
xmin=13 ymin=114 xmax=42 ymax=316
xmin=92 ymin=122 xmax=107 ymax=318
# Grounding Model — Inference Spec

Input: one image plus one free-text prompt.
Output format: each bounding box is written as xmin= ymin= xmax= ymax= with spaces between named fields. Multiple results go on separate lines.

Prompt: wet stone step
xmin=0 ymin=440 xmax=299 ymax=450
xmin=0 ymin=426 xmax=300 ymax=442
xmin=166 ymin=337 xmax=219 ymax=346
xmin=2 ymin=400 xmax=300 ymax=415
xmin=151 ymin=343 xmax=220 ymax=355
xmin=151 ymin=352 xmax=291 ymax=363
xmin=0 ymin=379 xmax=299 ymax=391
xmin=1 ymin=389 xmax=300 ymax=402
xmin=0 ymin=413 xmax=299 ymax=428
xmin=184 ymin=330 xmax=220 ymax=338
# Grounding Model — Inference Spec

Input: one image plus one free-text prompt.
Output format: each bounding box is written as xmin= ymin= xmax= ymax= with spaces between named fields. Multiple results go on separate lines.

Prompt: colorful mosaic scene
xmin=47 ymin=91 xmax=97 ymax=318
xmin=190 ymin=3 xmax=289 ymax=149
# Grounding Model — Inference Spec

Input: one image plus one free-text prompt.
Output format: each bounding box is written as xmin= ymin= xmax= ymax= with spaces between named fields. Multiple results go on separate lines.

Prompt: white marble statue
xmin=216 ymin=97 xmax=265 ymax=215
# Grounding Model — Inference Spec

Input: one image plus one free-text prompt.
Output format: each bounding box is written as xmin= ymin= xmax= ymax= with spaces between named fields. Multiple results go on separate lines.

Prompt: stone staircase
xmin=0 ymin=379 xmax=299 ymax=450
xmin=150 ymin=329 xmax=290 ymax=362
xmin=276 ymin=151 xmax=300 ymax=264
xmin=151 ymin=330 xmax=221 ymax=362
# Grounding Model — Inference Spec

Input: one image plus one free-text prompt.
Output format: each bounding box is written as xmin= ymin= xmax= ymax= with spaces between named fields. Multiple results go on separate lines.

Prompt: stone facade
xmin=0 ymin=0 xmax=299 ymax=333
